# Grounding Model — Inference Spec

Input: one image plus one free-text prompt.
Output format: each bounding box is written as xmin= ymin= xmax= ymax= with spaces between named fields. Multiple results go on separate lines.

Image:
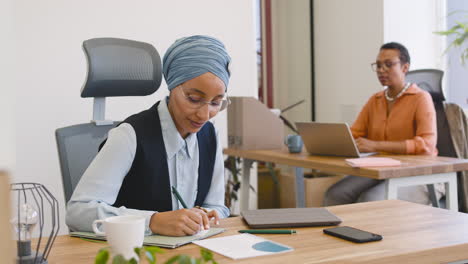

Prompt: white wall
xmin=0 ymin=0 xmax=15 ymax=171
xmin=384 ymin=0 xmax=445 ymax=70
xmin=11 ymin=0 xmax=258 ymax=235
xmin=314 ymin=0 xmax=384 ymax=123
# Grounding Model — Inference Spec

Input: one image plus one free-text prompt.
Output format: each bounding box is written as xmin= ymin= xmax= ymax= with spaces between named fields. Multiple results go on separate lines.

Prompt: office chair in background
xmin=407 ymin=69 xmax=468 ymax=211
xmin=56 ymin=38 xmax=162 ymax=203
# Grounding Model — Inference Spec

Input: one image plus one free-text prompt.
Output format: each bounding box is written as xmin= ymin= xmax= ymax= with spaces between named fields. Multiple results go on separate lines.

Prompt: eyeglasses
xmin=179 ymin=86 xmax=230 ymax=112
xmin=371 ymin=61 xmax=401 ymax=72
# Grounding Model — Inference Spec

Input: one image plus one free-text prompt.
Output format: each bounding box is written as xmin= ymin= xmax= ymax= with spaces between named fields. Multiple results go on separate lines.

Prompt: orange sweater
xmin=351 ymin=84 xmax=437 ymax=156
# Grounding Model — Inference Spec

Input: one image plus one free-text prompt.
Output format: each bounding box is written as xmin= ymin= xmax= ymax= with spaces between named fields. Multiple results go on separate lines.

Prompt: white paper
xmin=193 ymin=233 xmax=293 ymax=260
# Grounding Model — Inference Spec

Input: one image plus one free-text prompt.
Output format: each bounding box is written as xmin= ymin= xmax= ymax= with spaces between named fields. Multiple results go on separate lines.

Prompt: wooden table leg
xmin=240 ymin=159 xmax=254 ymax=212
xmin=295 ymin=167 xmax=305 ymax=208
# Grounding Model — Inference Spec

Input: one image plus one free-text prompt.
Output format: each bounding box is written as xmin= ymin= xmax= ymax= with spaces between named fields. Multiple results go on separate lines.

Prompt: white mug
xmin=92 ymin=215 xmax=145 ymax=260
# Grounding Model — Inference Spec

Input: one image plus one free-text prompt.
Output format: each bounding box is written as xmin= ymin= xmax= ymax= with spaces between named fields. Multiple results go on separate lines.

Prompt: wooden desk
xmin=224 ymin=148 xmax=468 ymax=211
xmin=46 ymin=200 xmax=468 ymax=264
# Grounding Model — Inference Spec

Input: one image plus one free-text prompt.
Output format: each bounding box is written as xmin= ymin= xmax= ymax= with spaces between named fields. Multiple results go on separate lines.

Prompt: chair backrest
xmin=56 ymin=38 xmax=162 ymax=203
xmin=406 ymin=69 xmax=445 ymax=102
xmin=406 ymin=69 xmax=456 ymax=158
xmin=81 ymin=38 xmax=162 ymax=98
xmin=56 ymin=123 xmax=118 ymax=202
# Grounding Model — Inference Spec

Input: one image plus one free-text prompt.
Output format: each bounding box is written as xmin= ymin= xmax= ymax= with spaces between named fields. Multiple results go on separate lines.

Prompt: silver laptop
xmin=296 ymin=122 xmax=375 ymax=158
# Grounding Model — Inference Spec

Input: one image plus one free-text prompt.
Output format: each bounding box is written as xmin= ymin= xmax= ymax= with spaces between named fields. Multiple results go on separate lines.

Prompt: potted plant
xmin=435 ymin=11 xmax=468 ymax=65
xmin=95 ymin=246 xmax=217 ymax=264
xmin=224 ymin=156 xmax=242 ymax=212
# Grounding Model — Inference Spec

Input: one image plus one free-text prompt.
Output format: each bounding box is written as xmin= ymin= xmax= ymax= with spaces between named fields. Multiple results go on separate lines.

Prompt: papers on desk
xmin=345 ymin=157 xmax=401 ymax=168
xmin=193 ymin=233 xmax=293 ymax=260
xmin=70 ymin=228 xmax=225 ymax=248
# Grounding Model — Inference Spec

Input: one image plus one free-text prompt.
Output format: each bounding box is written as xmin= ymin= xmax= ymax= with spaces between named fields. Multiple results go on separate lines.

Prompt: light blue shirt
xmin=66 ymin=98 xmax=229 ymax=235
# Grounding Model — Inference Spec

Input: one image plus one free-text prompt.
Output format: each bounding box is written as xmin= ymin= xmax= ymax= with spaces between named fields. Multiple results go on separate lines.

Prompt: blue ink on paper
xmin=252 ymin=241 xmax=290 ymax=252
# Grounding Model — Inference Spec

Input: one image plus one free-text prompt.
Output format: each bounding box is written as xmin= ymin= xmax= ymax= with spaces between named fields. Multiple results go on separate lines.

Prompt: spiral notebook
xmin=70 ymin=228 xmax=225 ymax=248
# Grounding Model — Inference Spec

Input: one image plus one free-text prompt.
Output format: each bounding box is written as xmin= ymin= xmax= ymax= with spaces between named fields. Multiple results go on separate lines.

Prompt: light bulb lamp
xmin=11 ymin=183 xmax=60 ymax=264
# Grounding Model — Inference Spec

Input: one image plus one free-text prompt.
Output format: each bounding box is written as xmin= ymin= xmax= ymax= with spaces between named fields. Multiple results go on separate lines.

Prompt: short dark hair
xmin=380 ymin=42 xmax=410 ymax=65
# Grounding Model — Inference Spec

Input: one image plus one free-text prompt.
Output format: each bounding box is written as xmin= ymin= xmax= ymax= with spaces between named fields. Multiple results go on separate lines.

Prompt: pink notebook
xmin=345 ymin=157 xmax=401 ymax=167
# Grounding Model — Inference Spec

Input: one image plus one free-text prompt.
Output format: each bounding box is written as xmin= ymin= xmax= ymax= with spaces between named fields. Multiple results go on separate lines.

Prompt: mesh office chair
xmin=56 ymin=38 xmax=162 ymax=203
xmin=406 ymin=69 xmax=457 ymax=208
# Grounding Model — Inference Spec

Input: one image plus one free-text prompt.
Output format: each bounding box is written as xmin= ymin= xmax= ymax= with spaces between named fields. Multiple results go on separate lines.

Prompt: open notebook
xmin=70 ymin=228 xmax=225 ymax=249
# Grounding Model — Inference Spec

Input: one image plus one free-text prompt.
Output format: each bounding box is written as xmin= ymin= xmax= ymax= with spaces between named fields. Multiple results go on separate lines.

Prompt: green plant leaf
xmin=145 ymin=250 xmax=156 ymax=264
xmin=435 ymin=14 xmax=468 ymax=66
xmin=134 ymin=247 xmax=141 ymax=257
xmin=95 ymin=248 xmax=110 ymax=264
xmin=145 ymin=246 xmax=165 ymax=254
xmin=200 ymin=248 xmax=213 ymax=261
xmin=231 ymin=192 xmax=238 ymax=200
xmin=165 ymin=255 xmax=182 ymax=264
xmin=434 ymin=24 xmax=462 ymax=36
xmin=266 ymin=162 xmax=279 ymax=185
xmin=164 ymin=256 xmax=176 ymax=264
xmin=224 ymin=156 xmax=243 ymax=205
xmin=165 ymin=254 xmax=198 ymax=264
xmin=95 ymin=245 xmax=218 ymax=264
xmin=112 ymin=255 xmax=128 ymax=264
xmin=456 ymin=21 xmax=468 ymax=31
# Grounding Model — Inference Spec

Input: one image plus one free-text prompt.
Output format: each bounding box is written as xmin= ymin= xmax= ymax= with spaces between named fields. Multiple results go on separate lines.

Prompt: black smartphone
xmin=323 ymin=226 xmax=382 ymax=243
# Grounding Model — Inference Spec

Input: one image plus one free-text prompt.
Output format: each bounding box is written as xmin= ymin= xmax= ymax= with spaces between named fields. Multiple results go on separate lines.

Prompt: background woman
xmin=324 ymin=42 xmax=441 ymax=205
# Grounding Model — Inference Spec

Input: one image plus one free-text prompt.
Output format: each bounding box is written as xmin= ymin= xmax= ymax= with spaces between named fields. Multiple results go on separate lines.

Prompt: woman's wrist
xmin=149 ymin=212 xmax=160 ymax=234
xmin=372 ymin=140 xmax=381 ymax=152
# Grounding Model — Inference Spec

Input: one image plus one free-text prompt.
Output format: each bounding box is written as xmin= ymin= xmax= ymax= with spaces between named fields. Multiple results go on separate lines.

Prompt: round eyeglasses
xmin=179 ymin=86 xmax=230 ymax=112
xmin=371 ymin=61 xmax=401 ymax=72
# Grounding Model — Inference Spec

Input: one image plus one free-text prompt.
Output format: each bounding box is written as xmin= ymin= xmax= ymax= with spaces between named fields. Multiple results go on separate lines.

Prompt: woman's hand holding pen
xmin=198 ymin=206 xmax=220 ymax=225
xmin=149 ymin=208 xmax=218 ymax=237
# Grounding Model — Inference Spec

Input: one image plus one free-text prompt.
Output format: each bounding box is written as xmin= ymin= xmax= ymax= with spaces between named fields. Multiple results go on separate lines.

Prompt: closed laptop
xmin=241 ymin=208 xmax=342 ymax=228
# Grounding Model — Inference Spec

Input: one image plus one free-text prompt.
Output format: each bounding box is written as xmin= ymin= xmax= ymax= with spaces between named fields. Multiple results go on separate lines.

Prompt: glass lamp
xmin=10 ymin=183 xmax=60 ymax=264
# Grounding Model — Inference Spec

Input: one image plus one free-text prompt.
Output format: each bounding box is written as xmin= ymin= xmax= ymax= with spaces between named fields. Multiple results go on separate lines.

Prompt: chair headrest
xmin=80 ymin=38 xmax=162 ymax=98
xmin=406 ymin=69 xmax=445 ymax=102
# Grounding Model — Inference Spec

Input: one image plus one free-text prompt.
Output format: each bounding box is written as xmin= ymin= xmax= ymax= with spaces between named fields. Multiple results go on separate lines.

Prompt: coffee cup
xmin=285 ymin=134 xmax=303 ymax=153
xmin=92 ymin=215 xmax=145 ymax=260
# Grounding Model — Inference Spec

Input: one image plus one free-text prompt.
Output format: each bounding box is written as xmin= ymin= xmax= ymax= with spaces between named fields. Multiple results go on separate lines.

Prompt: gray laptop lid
xmin=241 ymin=208 xmax=342 ymax=228
xmin=296 ymin=122 xmax=373 ymax=158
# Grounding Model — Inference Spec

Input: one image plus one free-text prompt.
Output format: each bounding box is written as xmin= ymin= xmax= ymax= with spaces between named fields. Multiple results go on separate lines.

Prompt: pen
xmin=171 ymin=186 xmax=188 ymax=209
xmin=195 ymin=205 xmax=209 ymax=213
xmin=239 ymin=229 xmax=297 ymax=234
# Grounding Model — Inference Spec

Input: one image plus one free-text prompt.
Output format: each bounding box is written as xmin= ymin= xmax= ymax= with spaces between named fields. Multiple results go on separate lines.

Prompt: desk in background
xmin=224 ymin=148 xmax=468 ymax=212
xmin=46 ymin=200 xmax=468 ymax=264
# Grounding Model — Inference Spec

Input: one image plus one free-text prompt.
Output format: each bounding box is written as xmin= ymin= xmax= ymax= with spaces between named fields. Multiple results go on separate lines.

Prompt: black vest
xmin=108 ymin=101 xmax=217 ymax=212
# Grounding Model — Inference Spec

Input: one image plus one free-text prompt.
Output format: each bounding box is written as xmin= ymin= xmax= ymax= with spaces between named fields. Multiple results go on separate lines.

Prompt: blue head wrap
xmin=162 ymin=35 xmax=231 ymax=91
